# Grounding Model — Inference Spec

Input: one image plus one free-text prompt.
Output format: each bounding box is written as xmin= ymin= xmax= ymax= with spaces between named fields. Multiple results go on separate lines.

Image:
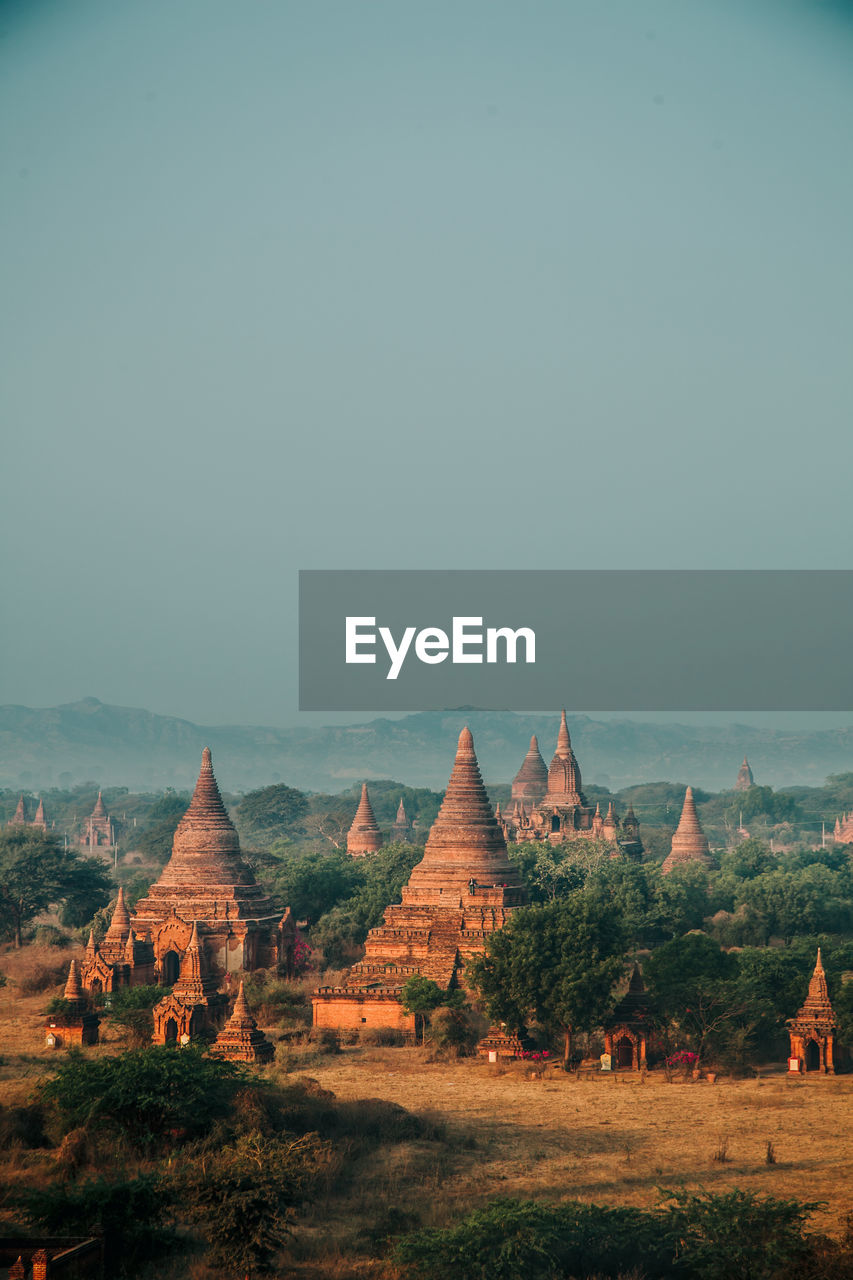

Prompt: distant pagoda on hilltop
xmin=313 ymin=727 xmax=526 ymax=1033
xmin=735 ymin=757 xmax=755 ymax=791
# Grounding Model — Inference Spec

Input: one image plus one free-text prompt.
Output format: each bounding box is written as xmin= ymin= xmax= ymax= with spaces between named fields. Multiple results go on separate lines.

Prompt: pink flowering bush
xmin=665 ymin=1050 xmax=698 ymax=1068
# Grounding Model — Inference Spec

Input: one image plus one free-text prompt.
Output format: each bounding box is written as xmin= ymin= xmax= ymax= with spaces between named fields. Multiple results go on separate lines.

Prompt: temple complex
xmin=313 ymin=727 xmax=526 ymax=1033
xmin=392 ymin=797 xmax=414 ymax=842
xmin=661 ymin=787 xmax=714 ymax=874
xmin=81 ymin=748 xmax=295 ymax=999
xmin=347 ymin=783 xmax=384 ymax=856
xmin=502 ymin=712 xmax=639 ymax=853
xmin=45 ymin=960 xmax=99 ymax=1049
xmin=735 ymin=757 xmax=755 ymax=791
xmin=80 ymin=792 xmax=114 ymax=850
xmin=604 ymin=966 xmax=654 ymax=1070
xmin=788 ymin=949 xmax=838 ymax=1074
xmin=211 ymin=981 xmax=274 ymax=1063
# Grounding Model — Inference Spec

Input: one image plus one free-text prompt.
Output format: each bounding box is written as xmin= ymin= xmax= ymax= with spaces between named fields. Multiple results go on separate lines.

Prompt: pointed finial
xmin=457 ymin=726 xmax=474 ymax=753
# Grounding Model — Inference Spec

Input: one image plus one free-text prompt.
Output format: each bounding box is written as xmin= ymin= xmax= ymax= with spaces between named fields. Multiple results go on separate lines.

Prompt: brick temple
xmin=661 ymin=786 xmax=714 ymax=874
xmin=500 ymin=712 xmax=641 ymax=854
xmin=313 ymin=727 xmax=526 ymax=1033
xmin=347 ymin=783 xmax=384 ymax=856
xmin=788 ymin=949 xmax=838 ymax=1074
xmin=82 ymin=748 xmax=296 ymax=997
xmin=735 ymin=756 xmax=755 ymax=791
xmin=80 ymin=791 xmax=114 ymax=850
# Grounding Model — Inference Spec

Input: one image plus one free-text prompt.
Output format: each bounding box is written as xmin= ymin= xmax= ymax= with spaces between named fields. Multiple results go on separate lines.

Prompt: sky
xmin=2 ymin=0 xmax=853 ymax=728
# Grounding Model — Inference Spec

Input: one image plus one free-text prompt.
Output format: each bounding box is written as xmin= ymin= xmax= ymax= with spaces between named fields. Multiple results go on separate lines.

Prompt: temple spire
xmin=556 ymin=709 xmax=571 ymax=756
xmin=105 ymin=886 xmax=131 ymax=942
xmin=662 ymin=786 xmax=713 ymax=873
xmin=511 ymin=734 xmax=548 ymax=804
xmin=347 ymin=783 xmax=384 ymax=856
xmin=63 ymin=959 xmax=85 ymax=1004
xmin=92 ymin=791 xmax=107 ymax=818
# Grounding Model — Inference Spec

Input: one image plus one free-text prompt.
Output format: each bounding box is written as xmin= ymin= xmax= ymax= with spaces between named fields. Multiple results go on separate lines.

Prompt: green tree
xmin=401 ymin=975 xmax=456 ymax=1044
xmin=235 ymin=785 xmax=309 ymax=839
xmin=469 ymin=895 xmax=625 ymax=1063
xmin=0 ymin=827 xmax=111 ymax=947
xmin=265 ymin=849 xmax=362 ymax=924
xmin=508 ymin=838 xmax=615 ymax=903
xmin=719 ymin=837 xmax=776 ymax=881
xmin=644 ymin=934 xmax=747 ymax=1067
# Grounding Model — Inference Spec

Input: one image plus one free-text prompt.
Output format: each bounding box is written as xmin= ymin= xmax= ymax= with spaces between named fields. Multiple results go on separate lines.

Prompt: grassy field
xmin=2 ymin=949 xmax=852 ymax=1278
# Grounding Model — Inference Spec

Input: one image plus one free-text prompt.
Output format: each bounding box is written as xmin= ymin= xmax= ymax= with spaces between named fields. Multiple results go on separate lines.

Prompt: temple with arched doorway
xmin=788 ymin=949 xmax=838 ymax=1074
xmin=604 ymin=965 xmax=655 ymax=1071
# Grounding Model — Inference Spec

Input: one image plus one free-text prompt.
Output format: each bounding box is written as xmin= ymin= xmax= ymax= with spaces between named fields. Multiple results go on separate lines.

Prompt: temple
xmin=787 ymin=949 xmax=838 ymax=1074
xmin=830 ymin=812 xmax=853 ymax=844
xmin=81 ymin=748 xmax=296 ymax=998
xmin=7 ymin=795 xmax=50 ymax=829
xmin=392 ymin=797 xmax=414 ymax=842
xmin=661 ymin=787 xmax=714 ymax=874
xmin=211 ymin=981 xmax=274 ymax=1063
xmin=45 ymin=960 xmax=99 ymax=1049
xmin=80 ymin=792 xmax=114 ymax=850
xmin=347 ymin=783 xmax=384 ymax=856
xmin=501 ymin=712 xmax=639 ymax=853
xmin=313 ymin=727 xmax=526 ymax=1033
xmin=152 ymin=920 xmax=228 ymax=1045
xmin=603 ymin=965 xmax=654 ymax=1070
xmin=735 ymin=757 xmax=755 ymax=791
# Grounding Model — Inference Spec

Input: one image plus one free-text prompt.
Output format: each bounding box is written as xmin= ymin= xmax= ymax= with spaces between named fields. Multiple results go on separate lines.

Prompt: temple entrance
xmin=551 ymin=815 xmax=560 ymax=833
xmin=165 ymin=1018 xmax=178 ymax=1044
xmin=162 ymin=950 xmax=180 ymax=985
xmin=90 ymin=979 xmax=102 ymax=997
xmin=805 ymin=1040 xmax=821 ymax=1072
xmin=616 ymin=1036 xmax=634 ymax=1068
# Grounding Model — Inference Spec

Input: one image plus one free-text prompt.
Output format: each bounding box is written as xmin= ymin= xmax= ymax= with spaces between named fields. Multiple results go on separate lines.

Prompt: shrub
xmin=0 ymin=1102 xmax=47 ymax=1150
xmin=18 ymin=958 xmax=70 ymax=994
xmin=427 ymin=1006 xmax=486 ymax=1056
xmin=34 ymin=924 xmax=71 ymax=948
xmin=308 ymin=1026 xmax=341 ymax=1054
xmin=40 ymin=1045 xmax=250 ymax=1151
xmin=361 ymin=1026 xmax=406 ymax=1047
xmin=11 ymin=1174 xmax=175 ymax=1272
xmin=104 ymin=984 xmax=169 ymax=1048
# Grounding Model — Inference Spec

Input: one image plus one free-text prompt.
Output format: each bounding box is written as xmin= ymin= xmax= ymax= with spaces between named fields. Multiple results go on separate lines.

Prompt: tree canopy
xmin=0 ymin=827 xmax=111 ymax=946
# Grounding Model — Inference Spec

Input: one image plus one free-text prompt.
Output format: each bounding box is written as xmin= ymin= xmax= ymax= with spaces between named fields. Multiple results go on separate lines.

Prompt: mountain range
xmin=1 ymin=698 xmax=852 ymax=795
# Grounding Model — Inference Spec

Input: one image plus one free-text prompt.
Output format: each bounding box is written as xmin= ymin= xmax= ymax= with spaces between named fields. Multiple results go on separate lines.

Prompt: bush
xmin=395 ymin=1191 xmax=826 ymax=1280
xmin=33 ymin=924 xmax=71 ymax=948
xmin=18 ymin=957 xmax=71 ymax=995
xmin=11 ymin=1174 xmax=175 ymax=1273
xmin=104 ymin=984 xmax=169 ymax=1047
xmin=308 ymin=1026 xmax=341 ymax=1054
xmin=427 ymin=1006 xmax=486 ymax=1056
xmin=0 ymin=1103 xmax=47 ymax=1149
xmin=40 ymin=1045 xmax=251 ymax=1151
xmin=361 ymin=1026 xmax=406 ymax=1047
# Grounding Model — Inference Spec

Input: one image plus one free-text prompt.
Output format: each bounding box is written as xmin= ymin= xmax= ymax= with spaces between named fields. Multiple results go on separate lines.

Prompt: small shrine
xmin=152 ymin=921 xmax=227 ymax=1045
xmin=603 ymin=965 xmax=655 ymax=1070
xmin=788 ymin=949 xmax=838 ymax=1074
xmin=44 ymin=960 xmax=99 ymax=1049
xmin=211 ymin=981 xmax=274 ymax=1064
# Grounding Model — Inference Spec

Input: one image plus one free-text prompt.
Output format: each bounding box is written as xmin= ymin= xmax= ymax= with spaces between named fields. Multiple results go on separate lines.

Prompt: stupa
xmin=80 ymin=887 xmax=156 ymax=993
xmin=45 ymin=960 xmax=99 ymax=1049
xmin=313 ymin=727 xmax=526 ymax=1033
xmin=661 ymin=787 xmax=714 ymax=874
xmin=347 ymin=783 xmax=384 ymax=856
xmin=392 ymin=797 xmax=413 ymax=842
xmin=211 ymin=981 xmax=274 ymax=1064
xmin=831 ymin=812 xmax=853 ymax=844
xmin=787 ymin=949 xmax=838 ymax=1074
xmin=510 ymin=735 xmax=548 ymax=807
xmin=735 ymin=757 xmax=755 ymax=791
xmin=8 ymin=795 xmax=27 ymax=825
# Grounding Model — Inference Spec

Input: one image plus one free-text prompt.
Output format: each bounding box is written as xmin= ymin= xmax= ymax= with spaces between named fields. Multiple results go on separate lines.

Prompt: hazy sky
xmin=3 ymin=0 xmax=852 ymax=727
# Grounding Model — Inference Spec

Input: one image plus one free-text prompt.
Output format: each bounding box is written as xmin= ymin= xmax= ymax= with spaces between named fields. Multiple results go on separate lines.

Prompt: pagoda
xmin=80 ymin=748 xmax=294 ymax=996
xmin=81 ymin=792 xmax=113 ymax=850
xmin=347 ymin=783 xmax=384 ymax=856
xmin=661 ymin=787 xmax=714 ymax=874
xmin=787 ymin=949 xmax=838 ymax=1074
xmin=510 ymin=735 xmax=548 ymax=810
xmin=211 ymin=981 xmax=274 ymax=1064
xmin=735 ymin=757 xmax=755 ymax=791
xmin=313 ymin=727 xmax=526 ymax=1033
xmin=152 ymin=920 xmax=228 ymax=1044
xmin=8 ymin=795 xmax=27 ymax=825
xmin=392 ymin=797 xmax=413 ymax=843
xmin=830 ymin=812 xmax=853 ymax=844
xmin=45 ymin=960 xmax=99 ymax=1049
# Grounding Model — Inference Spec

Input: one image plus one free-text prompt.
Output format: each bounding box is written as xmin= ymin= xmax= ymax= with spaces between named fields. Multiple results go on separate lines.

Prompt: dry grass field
xmin=2 ymin=950 xmax=852 ymax=1278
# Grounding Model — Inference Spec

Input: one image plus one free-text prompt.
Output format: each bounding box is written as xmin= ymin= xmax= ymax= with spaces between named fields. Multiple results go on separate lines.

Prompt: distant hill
xmin=1 ymin=698 xmax=852 ymax=795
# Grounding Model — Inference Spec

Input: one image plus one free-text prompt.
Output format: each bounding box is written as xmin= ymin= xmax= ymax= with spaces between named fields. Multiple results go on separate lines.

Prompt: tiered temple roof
xmin=347 ymin=783 xmax=384 ymax=856
xmin=392 ymin=797 xmax=413 ymax=842
xmin=788 ymin=949 xmax=838 ymax=1073
xmin=313 ymin=727 xmax=526 ymax=1031
xmin=544 ymin=710 xmax=585 ymax=806
xmin=661 ymin=787 xmax=713 ymax=874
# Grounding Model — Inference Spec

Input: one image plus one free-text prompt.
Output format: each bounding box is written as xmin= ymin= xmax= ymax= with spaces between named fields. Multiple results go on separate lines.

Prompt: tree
xmin=401 ymin=975 xmax=454 ymax=1044
xmin=469 ymin=895 xmax=625 ymax=1063
xmin=235 ymin=785 xmax=309 ymax=839
xmin=644 ymin=934 xmax=746 ymax=1068
xmin=508 ymin=838 xmax=615 ymax=904
xmin=265 ymin=849 xmax=361 ymax=925
xmin=0 ymin=827 xmax=111 ymax=947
